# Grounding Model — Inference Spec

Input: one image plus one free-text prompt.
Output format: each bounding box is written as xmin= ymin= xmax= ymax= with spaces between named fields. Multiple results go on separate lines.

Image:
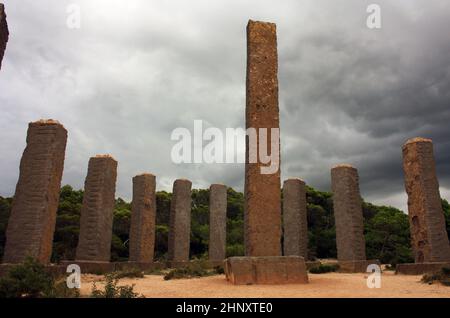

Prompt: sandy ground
xmin=79 ymin=271 xmax=450 ymax=298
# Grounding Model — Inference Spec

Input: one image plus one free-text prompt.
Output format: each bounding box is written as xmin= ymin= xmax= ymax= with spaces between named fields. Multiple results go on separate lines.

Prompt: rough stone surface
xmin=3 ymin=120 xmax=67 ymax=264
xmin=0 ymin=3 xmax=9 ymax=70
xmin=244 ymin=20 xmax=281 ymax=257
xmin=209 ymin=184 xmax=227 ymax=262
xmin=331 ymin=165 xmax=366 ymax=262
xmin=402 ymin=138 xmax=450 ymax=262
xmin=129 ymin=174 xmax=156 ymax=263
xmin=168 ymin=179 xmax=192 ymax=262
xmin=76 ymin=155 xmax=117 ymax=262
xmin=282 ymin=179 xmax=308 ymax=258
xmin=338 ymin=260 xmax=380 ymax=273
xmin=225 ymin=256 xmax=308 ymax=285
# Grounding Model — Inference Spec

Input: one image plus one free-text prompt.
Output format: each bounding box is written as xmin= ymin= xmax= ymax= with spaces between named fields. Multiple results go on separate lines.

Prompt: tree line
xmin=1 ymin=184 xmax=450 ymax=266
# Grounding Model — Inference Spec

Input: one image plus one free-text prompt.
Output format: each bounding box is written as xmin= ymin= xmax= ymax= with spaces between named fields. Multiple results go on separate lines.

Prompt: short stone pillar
xmin=244 ymin=19 xmax=282 ymax=257
xmin=3 ymin=120 xmax=67 ymax=264
xmin=168 ymin=179 xmax=192 ymax=264
xmin=0 ymin=3 xmax=9 ymax=70
xmin=129 ymin=173 xmax=156 ymax=263
xmin=402 ymin=138 xmax=450 ymax=263
xmin=76 ymin=155 xmax=117 ymax=262
xmin=209 ymin=184 xmax=227 ymax=263
xmin=283 ymin=179 xmax=308 ymax=258
xmin=331 ymin=165 xmax=366 ymax=263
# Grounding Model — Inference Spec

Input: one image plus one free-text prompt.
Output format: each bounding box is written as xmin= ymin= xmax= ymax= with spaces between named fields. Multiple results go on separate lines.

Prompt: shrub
xmin=91 ymin=274 xmax=141 ymax=298
xmin=164 ymin=259 xmax=218 ymax=280
xmin=309 ymin=264 xmax=339 ymax=274
xmin=0 ymin=257 xmax=79 ymax=298
xmin=112 ymin=268 xmax=144 ymax=279
xmin=421 ymin=267 xmax=450 ymax=286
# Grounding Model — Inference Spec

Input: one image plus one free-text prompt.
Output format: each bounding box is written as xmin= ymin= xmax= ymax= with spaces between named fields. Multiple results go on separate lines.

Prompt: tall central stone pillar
xmin=0 ymin=3 xmax=9 ymax=70
xmin=3 ymin=120 xmax=67 ymax=264
xmin=225 ymin=20 xmax=308 ymax=285
xmin=76 ymin=155 xmax=117 ymax=262
xmin=244 ymin=20 xmax=281 ymax=257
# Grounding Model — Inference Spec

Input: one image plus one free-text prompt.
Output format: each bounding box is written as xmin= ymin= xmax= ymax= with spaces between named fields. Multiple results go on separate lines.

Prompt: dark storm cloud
xmin=1 ymin=0 xmax=450 ymax=212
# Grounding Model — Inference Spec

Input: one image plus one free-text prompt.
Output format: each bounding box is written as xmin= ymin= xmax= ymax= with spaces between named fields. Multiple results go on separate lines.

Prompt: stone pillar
xmin=283 ymin=179 xmax=308 ymax=258
xmin=0 ymin=3 xmax=9 ymax=70
xmin=209 ymin=184 xmax=227 ymax=262
xmin=3 ymin=120 xmax=67 ymax=264
xmin=168 ymin=179 xmax=192 ymax=263
xmin=76 ymin=155 xmax=117 ymax=262
xmin=244 ymin=20 xmax=282 ymax=257
xmin=331 ymin=165 xmax=366 ymax=262
xmin=402 ymin=138 xmax=450 ymax=263
xmin=129 ymin=173 xmax=156 ymax=263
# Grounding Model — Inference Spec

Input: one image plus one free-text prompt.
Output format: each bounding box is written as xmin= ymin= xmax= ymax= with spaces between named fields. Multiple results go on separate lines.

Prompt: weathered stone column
xmin=168 ymin=179 xmax=192 ymax=263
xmin=283 ymin=179 xmax=308 ymax=258
xmin=0 ymin=3 xmax=9 ymax=70
xmin=331 ymin=165 xmax=366 ymax=262
xmin=402 ymin=138 xmax=450 ymax=263
xmin=3 ymin=120 xmax=67 ymax=264
xmin=76 ymin=155 xmax=117 ymax=262
xmin=209 ymin=184 xmax=227 ymax=262
xmin=129 ymin=173 xmax=156 ymax=263
xmin=244 ymin=20 xmax=281 ymax=257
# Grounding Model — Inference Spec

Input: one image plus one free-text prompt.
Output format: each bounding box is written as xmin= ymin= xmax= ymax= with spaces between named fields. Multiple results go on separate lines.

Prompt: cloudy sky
xmin=1 ymin=0 xmax=450 ymax=212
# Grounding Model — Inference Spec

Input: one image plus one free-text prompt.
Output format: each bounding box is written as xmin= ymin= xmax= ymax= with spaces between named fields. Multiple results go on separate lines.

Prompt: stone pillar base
xmin=224 ymin=256 xmax=309 ymax=285
xmin=338 ymin=260 xmax=380 ymax=273
xmin=395 ymin=262 xmax=450 ymax=275
xmin=61 ymin=260 xmax=114 ymax=274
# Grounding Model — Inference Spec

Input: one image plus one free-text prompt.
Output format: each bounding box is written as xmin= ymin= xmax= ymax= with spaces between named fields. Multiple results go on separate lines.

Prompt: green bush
xmin=309 ymin=264 xmax=339 ymax=274
xmin=0 ymin=257 xmax=79 ymax=298
xmin=91 ymin=274 xmax=141 ymax=298
xmin=112 ymin=268 xmax=144 ymax=279
xmin=164 ymin=259 xmax=216 ymax=280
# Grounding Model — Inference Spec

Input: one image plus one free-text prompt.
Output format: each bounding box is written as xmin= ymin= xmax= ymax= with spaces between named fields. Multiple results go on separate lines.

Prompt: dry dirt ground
xmin=79 ymin=271 xmax=450 ymax=298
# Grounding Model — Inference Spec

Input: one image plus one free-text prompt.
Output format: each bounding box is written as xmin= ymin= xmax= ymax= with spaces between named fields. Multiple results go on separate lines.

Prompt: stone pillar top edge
xmin=332 ymin=164 xmax=356 ymax=170
xmin=91 ymin=154 xmax=118 ymax=162
xmin=174 ymin=178 xmax=192 ymax=184
xmin=210 ymin=183 xmax=227 ymax=187
xmin=30 ymin=119 xmax=65 ymax=128
xmin=133 ymin=173 xmax=155 ymax=178
xmin=284 ymin=178 xmax=305 ymax=184
xmin=403 ymin=137 xmax=433 ymax=147
xmin=247 ymin=19 xmax=277 ymax=29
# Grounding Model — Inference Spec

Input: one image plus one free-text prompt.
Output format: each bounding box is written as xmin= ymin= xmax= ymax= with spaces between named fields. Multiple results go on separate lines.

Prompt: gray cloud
xmin=1 ymin=0 xmax=450 ymax=213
